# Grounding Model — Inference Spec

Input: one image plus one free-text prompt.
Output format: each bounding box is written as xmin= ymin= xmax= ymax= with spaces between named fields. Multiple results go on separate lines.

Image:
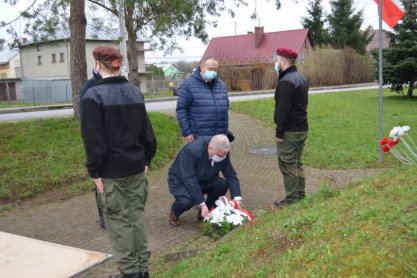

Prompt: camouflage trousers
xmin=276 ymin=131 xmax=308 ymax=203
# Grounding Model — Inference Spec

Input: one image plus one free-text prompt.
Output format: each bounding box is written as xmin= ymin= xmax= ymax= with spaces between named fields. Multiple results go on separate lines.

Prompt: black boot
xmin=136 ymin=271 xmax=149 ymax=278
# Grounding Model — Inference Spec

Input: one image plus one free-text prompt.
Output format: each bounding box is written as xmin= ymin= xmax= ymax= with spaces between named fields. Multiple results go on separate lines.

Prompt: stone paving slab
xmin=0 ymin=110 xmax=381 ymax=277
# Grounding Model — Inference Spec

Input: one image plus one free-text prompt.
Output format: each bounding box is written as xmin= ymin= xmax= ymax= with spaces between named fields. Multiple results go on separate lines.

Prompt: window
xmin=37 ymin=56 xmax=42 ymax=65
xmin=59 ymin=53 xmax=64 ymax=62
xmin=52 ymin=53 xmax=56 ymax=63
xmin=1 ymin=73 xmax=6 ymax=79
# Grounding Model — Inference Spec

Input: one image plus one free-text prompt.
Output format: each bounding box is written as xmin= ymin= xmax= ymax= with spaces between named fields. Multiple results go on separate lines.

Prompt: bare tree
xmin=69 ymin=0 xmax=87 ymax=118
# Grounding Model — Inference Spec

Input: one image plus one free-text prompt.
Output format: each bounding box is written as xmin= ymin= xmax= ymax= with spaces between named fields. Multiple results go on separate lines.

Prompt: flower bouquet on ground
xmin=379 ymin=126 xmax=417 ymax=165
xmin=201 ymin=196 xmax=254 ymax=239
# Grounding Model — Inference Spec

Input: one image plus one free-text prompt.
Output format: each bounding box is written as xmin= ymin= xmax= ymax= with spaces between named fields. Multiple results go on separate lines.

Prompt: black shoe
xmin=98 ymin=215 xmax=106 ymax=229
xmin=138 ymin=272 xmax=149 ymax=278
xmin=273 ymin=198 xmax=291 ymax=209
xmin=108 ymin=273 xmax=139 ymax=278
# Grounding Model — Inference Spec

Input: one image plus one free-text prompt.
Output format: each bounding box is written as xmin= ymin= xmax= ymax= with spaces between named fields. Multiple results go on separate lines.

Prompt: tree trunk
xmin=407 ymin=79 xmax=415 ymax=98
xmin=125 ymin=4 xmax=141 ymax=88
xmin=69 ymin=0 xmax=87 ymax=119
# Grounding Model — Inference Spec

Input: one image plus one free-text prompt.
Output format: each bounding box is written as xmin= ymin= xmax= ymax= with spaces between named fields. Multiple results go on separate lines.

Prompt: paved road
xmin=0 ymin=84 xmax=378 ymax=123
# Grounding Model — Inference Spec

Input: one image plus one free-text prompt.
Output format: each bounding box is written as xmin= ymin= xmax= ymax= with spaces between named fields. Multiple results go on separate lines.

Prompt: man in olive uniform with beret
xmin=273 ymin=47 xmax=309 ymax=208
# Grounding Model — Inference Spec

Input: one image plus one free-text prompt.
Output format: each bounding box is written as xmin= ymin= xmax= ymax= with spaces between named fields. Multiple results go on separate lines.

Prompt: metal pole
xmin=378 ymin=0 xmax=384 ymax=163
xmin=118 ymin=0 xmax=129 ymax=78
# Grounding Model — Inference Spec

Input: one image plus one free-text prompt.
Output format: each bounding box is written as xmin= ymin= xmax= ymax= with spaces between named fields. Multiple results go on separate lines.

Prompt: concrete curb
xmin=0 ymin=82 xmax=378 ymax=115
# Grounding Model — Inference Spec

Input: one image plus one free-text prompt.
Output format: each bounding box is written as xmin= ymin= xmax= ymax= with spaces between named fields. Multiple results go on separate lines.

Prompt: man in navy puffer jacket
xmin=176 ymin=57 xmax=229 ymax=143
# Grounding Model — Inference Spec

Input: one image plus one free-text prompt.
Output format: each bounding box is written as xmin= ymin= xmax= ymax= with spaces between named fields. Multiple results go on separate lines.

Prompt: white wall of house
xmin=21 ymin=40 xmax=147 ymax=92
xmin=20 ymin=41 xmax=70 ymax=79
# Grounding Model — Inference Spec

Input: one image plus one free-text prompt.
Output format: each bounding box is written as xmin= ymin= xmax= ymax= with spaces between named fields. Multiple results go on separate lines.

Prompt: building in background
xmin=0 ymin=48 xmax=23 ymax=101
xmin=19 ymin=25 xmax=148 ymax=103
xmin=153 ymin=63 xmax=181 ymax=79
xmin=0 ymin=48 xmax=21 ymax=79
xmin=366 ymin=28 xmax=391 ymax=52
xmin=202 ymin=27 xmax=314 ymax=91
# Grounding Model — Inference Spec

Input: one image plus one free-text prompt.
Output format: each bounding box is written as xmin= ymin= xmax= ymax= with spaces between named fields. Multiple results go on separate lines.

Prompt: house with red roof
xmin=203 ymin=27 xmax=314 ymax=66
xmin=202 ymin=27 xmax=314 ymax=90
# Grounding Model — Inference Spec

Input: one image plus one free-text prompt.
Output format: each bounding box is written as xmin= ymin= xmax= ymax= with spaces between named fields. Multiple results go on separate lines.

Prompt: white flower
xmin=225 ymin=214 xmax=244 ymax=225
xmin=398 ymin=126 xmax=410 ymax=137
xmin=390 ymin=126 xmax=401 ymax=138
xmin=207 ymin=196 xmax=253 ymax=227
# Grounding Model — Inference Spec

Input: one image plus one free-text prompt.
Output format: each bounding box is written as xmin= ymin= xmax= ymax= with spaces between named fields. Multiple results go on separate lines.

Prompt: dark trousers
xmin=276 ymin=131 xmax=308 ymax=203
xmin=171 ymin=176 xmax=229 ymax=218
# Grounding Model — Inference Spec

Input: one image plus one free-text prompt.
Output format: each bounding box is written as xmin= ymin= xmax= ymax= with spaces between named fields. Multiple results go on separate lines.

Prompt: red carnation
xmin=379 ymin=137 xmax=389 ymax=146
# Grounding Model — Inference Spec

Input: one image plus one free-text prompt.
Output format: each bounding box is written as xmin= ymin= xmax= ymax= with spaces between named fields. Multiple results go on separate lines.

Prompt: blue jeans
xmin=171 ymin=176 xmax=229 ymax=218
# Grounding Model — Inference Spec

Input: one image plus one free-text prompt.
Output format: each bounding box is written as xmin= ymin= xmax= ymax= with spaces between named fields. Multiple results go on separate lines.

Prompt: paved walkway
xmin=0 ymin=111 xmax=381 ymax=277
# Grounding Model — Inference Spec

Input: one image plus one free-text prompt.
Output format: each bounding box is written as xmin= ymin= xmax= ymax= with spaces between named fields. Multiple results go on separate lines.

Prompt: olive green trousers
xmin=99 ymin=172 xmax=149 ymax=275
xmin=276 ymin=131 xmax=308 ymax=203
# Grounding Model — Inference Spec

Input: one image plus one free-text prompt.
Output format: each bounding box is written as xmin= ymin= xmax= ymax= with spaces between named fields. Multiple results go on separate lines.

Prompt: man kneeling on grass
xmin=167 ymin=134 xmax=242 ymax=226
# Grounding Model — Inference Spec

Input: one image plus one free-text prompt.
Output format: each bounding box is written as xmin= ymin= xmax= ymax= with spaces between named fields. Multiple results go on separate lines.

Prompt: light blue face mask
xmin=212 ymin=154 xmax=226 ymax=163
xmin=274 ymin=62 xmax=280 ymax=74
xmin=204 ymin=70 xmax=217 ymax=81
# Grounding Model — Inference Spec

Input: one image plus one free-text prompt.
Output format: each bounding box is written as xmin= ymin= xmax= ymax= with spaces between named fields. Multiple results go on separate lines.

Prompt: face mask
xmin=274 ymin=62 xmax=280 ymax=74
xmin=211 ymin=154 xmax=226 ymax=163
xmin=204 ymin=70 xmax=217 ymax=81
xmin=93 ymin=67 xmax=102 ymax=79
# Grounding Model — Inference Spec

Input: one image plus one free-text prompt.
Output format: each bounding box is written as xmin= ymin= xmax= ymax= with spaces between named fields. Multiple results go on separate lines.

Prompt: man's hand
xmin=184 ymin=134 xmax=194 ymax=143
xmin=144 ymin=166 xmax=149 ymax=174
xmin=200 ymin=204 xmax=210 ymax=220
xmin=94 ymin=178 xmax=105 ymax=193
xmin=276 ymin=137 xmax=284 ymax=143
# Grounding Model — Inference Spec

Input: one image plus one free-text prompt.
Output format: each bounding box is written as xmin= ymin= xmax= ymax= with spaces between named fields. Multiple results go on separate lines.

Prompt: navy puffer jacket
xmin=176 ymin=68 xmax=229 ymax=138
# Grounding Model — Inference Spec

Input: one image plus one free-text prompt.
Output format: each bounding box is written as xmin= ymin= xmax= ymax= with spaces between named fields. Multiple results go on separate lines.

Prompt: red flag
xmin=374 ymin=0 xmax=405 ymax=29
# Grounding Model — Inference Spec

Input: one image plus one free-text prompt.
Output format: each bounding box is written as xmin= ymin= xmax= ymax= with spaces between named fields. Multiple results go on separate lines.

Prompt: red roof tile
xmin=202 ymin=28 xmax=313 ymax=66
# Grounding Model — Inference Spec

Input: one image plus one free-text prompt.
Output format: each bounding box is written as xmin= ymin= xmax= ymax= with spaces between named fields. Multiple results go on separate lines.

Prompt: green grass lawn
xmin=143 ymin=89 xmax=175 ymax=99
xmin=0 ymin=101 xmax=72 ymax=109
xmin=231 ymin=89 xmax=417 ymax=169
xmin=153 ymin=166 xmax=417 ymax=277
xmin=151 ymin=89 xmax=417 ymax=277
xmin=0 ymin=113 xmax=182 ymax=202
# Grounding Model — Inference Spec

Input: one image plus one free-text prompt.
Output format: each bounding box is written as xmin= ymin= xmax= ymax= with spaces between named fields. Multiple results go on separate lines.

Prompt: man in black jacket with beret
xmin=273 ymin=47 xmax=309 ymax=209
xmin=81 ymin=46 xmax=156 ymax=278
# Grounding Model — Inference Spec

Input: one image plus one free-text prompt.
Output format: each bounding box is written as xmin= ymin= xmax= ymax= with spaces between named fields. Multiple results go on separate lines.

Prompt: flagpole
xmin=378 ymin=0 xmax=384 ymax=163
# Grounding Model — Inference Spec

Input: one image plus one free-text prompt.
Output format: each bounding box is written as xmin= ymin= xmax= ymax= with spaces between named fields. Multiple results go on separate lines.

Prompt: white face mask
xmin=274 ymin=62 xmax=280 ymax=74
xmin=211 ymin=154 xmax=226 ymax=163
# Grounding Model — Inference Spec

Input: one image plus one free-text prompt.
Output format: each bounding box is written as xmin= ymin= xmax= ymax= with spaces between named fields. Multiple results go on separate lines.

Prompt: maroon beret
xmin=276 ymin=48 xmax=298 ymax=59
xmin=93 ymin=46 xmax=123 ymax=62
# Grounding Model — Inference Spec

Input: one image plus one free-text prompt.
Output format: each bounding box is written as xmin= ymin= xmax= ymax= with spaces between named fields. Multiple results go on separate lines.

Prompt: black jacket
xmin=168 ymin=136 xmax=241 ymax=205
xmin=81 ymin=76 xmax=157 ymax=179
xmin=79 ymin=69 xmax=102 ymax=119
xmin=274 ymin=66 xmax=309 ymax=138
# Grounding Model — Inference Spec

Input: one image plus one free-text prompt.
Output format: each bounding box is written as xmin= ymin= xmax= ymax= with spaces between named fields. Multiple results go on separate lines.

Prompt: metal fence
xmin=23 ymin=79 xmax=72 ymax=104
xmin=0 ymin=79 xmax=24 ymax=102
xmin=20 ymin=77 xmax=187 ymax=103
xmin=145 ymin=79 xmax=184 ymax=94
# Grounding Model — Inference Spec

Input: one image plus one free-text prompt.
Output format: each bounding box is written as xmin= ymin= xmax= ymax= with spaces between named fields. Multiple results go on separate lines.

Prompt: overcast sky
xmin=0 ymin=0 xmax=392 ymax=63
